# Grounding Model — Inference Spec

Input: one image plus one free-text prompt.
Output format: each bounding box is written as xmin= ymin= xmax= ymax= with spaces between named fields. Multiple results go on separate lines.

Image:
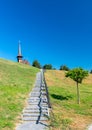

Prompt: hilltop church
xmin=17 ymin=42 xmax=30 ymax=65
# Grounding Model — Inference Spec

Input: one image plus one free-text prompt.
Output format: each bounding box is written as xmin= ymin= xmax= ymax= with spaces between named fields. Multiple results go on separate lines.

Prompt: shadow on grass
xmin=81 ymin=91 xmax=92 ymax=94
xmin=51 ymin=94 xmax=72 ymax=101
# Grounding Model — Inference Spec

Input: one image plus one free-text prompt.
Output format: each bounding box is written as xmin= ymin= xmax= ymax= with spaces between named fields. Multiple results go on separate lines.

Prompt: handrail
xmin=42 ymin=69 xmax=51 ymax=109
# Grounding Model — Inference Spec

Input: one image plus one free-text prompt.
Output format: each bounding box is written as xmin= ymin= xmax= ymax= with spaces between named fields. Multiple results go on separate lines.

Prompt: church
xmin=17 ymin=42 xmax=30 ymax=65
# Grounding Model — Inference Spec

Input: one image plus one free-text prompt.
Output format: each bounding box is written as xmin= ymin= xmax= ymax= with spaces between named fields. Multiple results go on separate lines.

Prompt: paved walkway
xmin=88 ymin=125 xmax=92 ymax=130
xmin=16 ymin=70 xmax=49 ymax=130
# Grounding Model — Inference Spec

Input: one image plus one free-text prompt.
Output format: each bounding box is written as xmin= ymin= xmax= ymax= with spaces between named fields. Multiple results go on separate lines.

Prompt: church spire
xmin=17 ymin=41 xmax=23 ymax=63
xmin=18 ymin=40 xmax=22 ymax=56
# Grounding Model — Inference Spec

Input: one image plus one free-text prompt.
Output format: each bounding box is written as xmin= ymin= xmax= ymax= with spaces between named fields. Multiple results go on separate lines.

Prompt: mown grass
xmin=45 ymin=70 xmax=92 ymax=130
xmin=0 ymin=58 xmax=39 ymax=130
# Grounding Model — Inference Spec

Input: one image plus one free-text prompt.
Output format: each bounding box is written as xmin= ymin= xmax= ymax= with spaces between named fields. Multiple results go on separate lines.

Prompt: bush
xmin=32 ymin=60 xmax=41 ymax=69
xmin=43 ymin=64 xmax=52 ymax=69
xmin=60 ymin=65 xmax=69 ymax=71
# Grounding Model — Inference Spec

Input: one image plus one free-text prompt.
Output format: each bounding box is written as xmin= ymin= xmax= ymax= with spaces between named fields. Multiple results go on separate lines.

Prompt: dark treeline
xmin=32 ymin=60 xmax=70 ymax=71
xmin=31 ymin=60 xmax=92 ymax=73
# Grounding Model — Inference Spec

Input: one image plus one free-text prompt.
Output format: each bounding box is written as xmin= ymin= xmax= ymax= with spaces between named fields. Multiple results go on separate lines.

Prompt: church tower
xmin=17 ymin=41 xmax=23 ymax=63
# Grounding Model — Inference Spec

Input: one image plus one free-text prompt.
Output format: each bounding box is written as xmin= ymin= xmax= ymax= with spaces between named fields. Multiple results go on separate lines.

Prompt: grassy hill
xmin=45 ymin=70 xmax=92 ymax=130
xmin=0 ymin=58 xmax=39 ymax=130
xmin=0 ymin=59 xmax=92 ymax=130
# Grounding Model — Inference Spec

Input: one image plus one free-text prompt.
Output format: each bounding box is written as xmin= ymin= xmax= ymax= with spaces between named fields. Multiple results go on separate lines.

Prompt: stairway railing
xmin=42 ymin=69 xmax=51 ymax=109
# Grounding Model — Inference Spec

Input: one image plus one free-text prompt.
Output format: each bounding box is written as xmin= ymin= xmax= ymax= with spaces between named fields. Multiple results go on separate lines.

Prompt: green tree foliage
xmin=90 ymin=70 xmax=92 ymax=74
xmin=32 ymin=60 xmax=41 ymax=69
xmin=43 ymin=64 xmax=52 ymax=70
xmin=60 ymin=65 xmax=69 ymax=71
xmin=65 ymin=68 xmax=88 ymax=104
xmin=53 ymin=68 xmax=56 ymax=70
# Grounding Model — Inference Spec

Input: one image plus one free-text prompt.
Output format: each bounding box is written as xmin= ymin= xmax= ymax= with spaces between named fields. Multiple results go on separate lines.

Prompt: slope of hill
xmin=0 ymin=58 xmax=39 ymax=130
xmin=45 ymin=70 xmax=92 ymax=130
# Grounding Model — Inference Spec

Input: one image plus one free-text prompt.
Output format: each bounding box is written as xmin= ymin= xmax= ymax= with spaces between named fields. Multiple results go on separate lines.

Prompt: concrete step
xmin=40 ymin=97 xmax=47 ymax=100
xmin=23 ymin=109 xmax=40 ymax=113
xmin=28 ymin=99 xmax=40 ymax=102
xmin=32 ymin=88 xmax=41 ymax=91
xmin=31 ymin=91 xmax=39 ymax=94
xmin=29 ymin=97 xmax=40 ymax=100
xmin=23 ymin=109 xmax=48 ymax=113
xmin=40 ymin=104 xmax=48 ymax=107
xmin=41 ymin=97 xmax=48 ymax=101
xmin=28 ymin=98 xmax=40 ymax=101
xmin=30 ymin=92 xmax=40 ymax=94
xmin=30 ymin=94 xmax=40 ymax=97
xmin=31 ymin=91 xmax=40 ymax=93
xmin=32 ymin=90 xmax=40 ymax=92
xmin=40 ymin=95 xmax=47 ymax=98
xmin=42 ymin=83 xmax=45 ymax=87
xmin=41 ymin=106 xmax=48 ymax=110
xmin=28 ymin=99 xmax=40 ymax=103
xmin=22 ymin=117 xmax=38 ymax=121
xmin=35 ymin=85 xmax=41 ymax=88
xmin=32 ymin=87 xmax=41 ymax=90
xmin=28 ymin=103 xmax=48 ymax=106
xmin=26 ymin=106 xmax=39 ymax=110
xmin=23 ymin=113 xmax=48 ymax=118
xmin=28 ymin=100 xmax=40 ymax=103
xmin=29 ymin=93 xmax=40 ymax=98
xmin=22 ymin=116 xmax=48 ymax=121
xmin=25 ymin=106 xmax=48 ymax=110
xmin=22 ymin=121 xmax=36 ymax=124
xmin=32 ymin=89 xmax=40 ymax=91
xmin=30 ymin=96 xmax=40 ymax=98
xmin=41 ymin=88 xmax=46 ymax=91
xmin=41 ymin=92 xmax=47 ymax=95
xmin=23 ymin=113 xmax=40 ymax=117
xmin=40 ymin=102 xmax=48 ymax=104
xmin=29 ymin=103 xmax=39 ymax=105
xmin=35 ymin=83 xmax=41 ymax=86
xmin=41 ymin=101 xmax=48 ymax=104
xmin=28 ymin=100 xmax=40 ymax=104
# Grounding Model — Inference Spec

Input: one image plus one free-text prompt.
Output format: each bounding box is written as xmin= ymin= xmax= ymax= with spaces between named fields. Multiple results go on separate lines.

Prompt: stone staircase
xmin=16 ymin=70 xmax=50 ymax=130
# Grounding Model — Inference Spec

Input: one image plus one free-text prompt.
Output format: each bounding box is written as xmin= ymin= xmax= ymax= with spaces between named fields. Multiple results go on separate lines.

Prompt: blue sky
xmin=0 ymin=0 xmax=92 ymax=70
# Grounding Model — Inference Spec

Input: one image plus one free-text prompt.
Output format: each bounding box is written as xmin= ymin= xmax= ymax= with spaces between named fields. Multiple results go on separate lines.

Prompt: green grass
xmin=45 ymin=70 xmax=92 ymax=130
xmin=0 ymin=58 xmax=39 ymax=130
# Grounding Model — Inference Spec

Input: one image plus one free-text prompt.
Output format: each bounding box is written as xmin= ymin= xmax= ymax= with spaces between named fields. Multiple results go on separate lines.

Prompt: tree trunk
xmin=77 ymin=82 xmax=80 ymax=104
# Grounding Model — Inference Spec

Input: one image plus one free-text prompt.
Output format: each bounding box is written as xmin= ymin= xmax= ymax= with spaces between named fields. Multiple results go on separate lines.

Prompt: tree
xmin=60 ymin=65 xmax=69 ymax=71
xmin=90 ymin=70 xmax=92 ymax=74
xmin=53 ymin=68 xmax=56 ymax=70
xmin=32 ymin=60 xmax=41 ymax=69
xmin=65 ymin=68 xmax=88 ymax=104
xmin=43 ymin=64 xmax=52 ymax=70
